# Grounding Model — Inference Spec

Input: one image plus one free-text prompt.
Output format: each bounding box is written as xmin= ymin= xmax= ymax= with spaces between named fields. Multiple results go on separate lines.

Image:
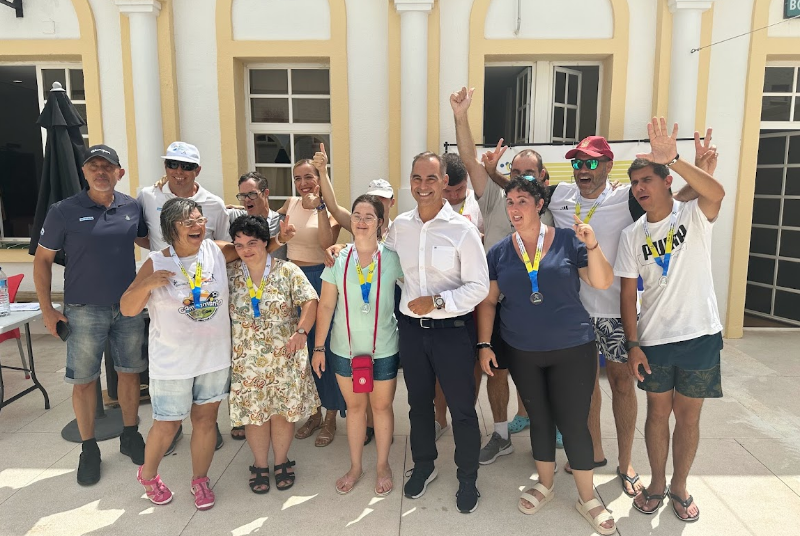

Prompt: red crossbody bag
xmin=343 ymin=247 xmax=381 ymax=393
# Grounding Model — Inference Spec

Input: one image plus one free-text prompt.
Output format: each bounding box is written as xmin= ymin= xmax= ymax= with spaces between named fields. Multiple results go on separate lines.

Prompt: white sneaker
xmin=434 ymin=421 xmax=449 ymax=441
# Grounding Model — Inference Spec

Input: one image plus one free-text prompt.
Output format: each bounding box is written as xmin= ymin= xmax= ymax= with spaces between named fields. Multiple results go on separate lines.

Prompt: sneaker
xmin=190 ymin=476 xmax=216 ymax=510
xmin=403 ymin=466 xmax=438 ymax=499
xmin=215 ymin=424 xmax=224 ymax=451
xmin=555 ymin=428 xmax=564 ymax=449
xmin=120 ymin=431 xmax=146 ymax=465
xmin=137 ymin=466 xmax=173 ymax=505
xmin=164 ymin=425 xmax=183 ymax=456
xmin=456 ymin=480 xmax=480 ymax=513
xmin=77 ymin=448 xmax=101 ymax=486
xmin=434 ymin=421 xmax=449 ymax=442
xmin=479 ymin=432 xmax=514 ymax=465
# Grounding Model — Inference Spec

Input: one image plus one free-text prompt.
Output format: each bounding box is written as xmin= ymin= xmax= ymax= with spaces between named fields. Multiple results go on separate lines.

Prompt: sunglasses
xmin=235 ymin=191 xmax=264 ymax=201
xmin=165 ymin=160 xmax=199 ymax=171
xmin=177 ymin=217 xmax=208 ymax=227
xmin=571 ymin=158 xmax=607 ymax=171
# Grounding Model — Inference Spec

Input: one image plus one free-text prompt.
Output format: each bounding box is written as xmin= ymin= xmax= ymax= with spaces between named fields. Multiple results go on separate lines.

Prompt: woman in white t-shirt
xmin=121 ymin=197 xmax=238 ymax=511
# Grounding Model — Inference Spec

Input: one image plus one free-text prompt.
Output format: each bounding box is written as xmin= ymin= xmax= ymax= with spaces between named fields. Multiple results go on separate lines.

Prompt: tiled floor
xmin=1 ymin=329 xmax=800 ymax=535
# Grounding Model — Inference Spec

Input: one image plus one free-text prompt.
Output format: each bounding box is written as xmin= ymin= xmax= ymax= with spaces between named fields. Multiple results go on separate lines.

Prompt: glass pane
xmin=256 ymin=166 xmax=292 ymax=197
xmin=745 ymin=283 xmax=772 ymax=314
xmin=758 ymin=136 xmax=786 ymax=165
xmin=782 ymin=199 xmax=800 ymax=227
xmin=291 ymin=69 xmax=330 ymax=95
xmin=566 ymin=108 xmax=577 ymax=140
xmin=795 ymin=97 xmax=800 ymax=122
xmin=761 ymin=96 xmax=791 ymax=121
xmin=785 ymin=167 xmax=800 ymax=195
xmin=69 ymin=69 xmax=85 ymax=100
xmin=774 ymin=289 xmax=800 ymax=321
xmin=74 ymin=103 xmax=88 ymax=135
xmin=254 ymin=134 xmax=291 ymax=164
xmin=749 ymin=226 xmax=778 ymax=256
xmin=789 ymin=135 xmax=800 ymax=164
xmin=747 ymin=256 xmax=775 ymax=285
xmin=292 ymin=98 xmax=331 ymax=123
xmin=755 ymin=167 xmax=783 ymax=195
xmin=294 ymin=134 xmax=331 ymax=162
xmin=567 ymin=74 xmax=579 ymax=105
xmin=41 ymin=69 xmax=66 ymax=99
xmin=554 ymin=71 xmax=566 ymax=104
xmin=752 ymin=197 xmax=780 ymax=226
xmin=552 ymin=107 xmax=564 ymax=139
xmin=763 ymin=67 xmax=794 ymax=92
xmin=251 ymin=98 xmax=289 ymax=123
xmin=779 ymin=229 xmax=800 ymax=259
xmin=250 ymin=69 xmax=288 ymax=95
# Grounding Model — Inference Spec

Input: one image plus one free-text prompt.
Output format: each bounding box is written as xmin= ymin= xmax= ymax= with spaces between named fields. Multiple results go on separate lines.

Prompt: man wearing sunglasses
xmin=227 ymin=171 xmax=289 ymax=261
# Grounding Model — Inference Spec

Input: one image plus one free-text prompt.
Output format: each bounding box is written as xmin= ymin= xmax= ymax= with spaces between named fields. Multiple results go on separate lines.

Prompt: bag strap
xmin=344 ymin=245 xmax=381 ymax=358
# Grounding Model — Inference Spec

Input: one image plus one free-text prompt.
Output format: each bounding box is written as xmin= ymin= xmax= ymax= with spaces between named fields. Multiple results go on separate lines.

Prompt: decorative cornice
xmin=668 ymin=0 xmax=713 ymax=13
xmin=115 ymin=0 xmax=162 ymax=16
xmin=393 ymin=0 xmax=434 ymax=14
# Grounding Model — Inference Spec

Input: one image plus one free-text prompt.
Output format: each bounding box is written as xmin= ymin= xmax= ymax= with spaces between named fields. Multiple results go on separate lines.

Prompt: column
xmin=394 ymin=0 xmax=434 ymax=212
xmin=667 ymin=0 xmax=713 ymax=137
xmin=116 ymin=0 xmax=165 ymax=183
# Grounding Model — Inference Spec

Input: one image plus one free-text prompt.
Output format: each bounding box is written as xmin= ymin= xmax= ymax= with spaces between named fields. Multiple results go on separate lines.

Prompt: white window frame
xmin=245 ymin=63 xmax=332 ymax=206
xmin=35 ymin=62 xmax=88 ymax=147
xmin=761 ymin=62 xmax=800 ymax=130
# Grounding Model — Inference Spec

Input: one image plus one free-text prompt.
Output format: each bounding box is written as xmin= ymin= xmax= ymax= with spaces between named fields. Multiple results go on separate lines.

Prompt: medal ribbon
xmin=643 ymin=202 xmax=679 ymax=278
xmin=458 ymin=199 xmax=466 ymax=215
xmin=352 ymin=247 xmax=378 ymax=306
xmin=343 ymin=246 xmax=382 ymax=357
xmin=242 ymin=255 xmax=271 ymax=318
xmin=169 ymin=245 xmax=203 ymax=309
xmin=515 ymin=225 xmax=546 ymax=295
xmin=575 ymin=183 xmax=611 ymax=224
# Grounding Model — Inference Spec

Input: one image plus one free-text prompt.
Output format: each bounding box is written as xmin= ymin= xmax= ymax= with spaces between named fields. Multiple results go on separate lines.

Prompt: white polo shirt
xmin=138 ymin=181 xmax=231 ymax=252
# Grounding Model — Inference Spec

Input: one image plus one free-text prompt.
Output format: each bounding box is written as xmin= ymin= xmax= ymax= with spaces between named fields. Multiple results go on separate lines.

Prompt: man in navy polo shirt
xmin=34 ymin=144 xmax=149 ymax=486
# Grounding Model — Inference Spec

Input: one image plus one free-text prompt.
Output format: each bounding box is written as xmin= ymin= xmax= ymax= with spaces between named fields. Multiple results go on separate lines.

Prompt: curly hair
xmin=229 ymin=214 xmax=272 ymax=243
xmin=503 ymin=176 xmax=549 ymax=216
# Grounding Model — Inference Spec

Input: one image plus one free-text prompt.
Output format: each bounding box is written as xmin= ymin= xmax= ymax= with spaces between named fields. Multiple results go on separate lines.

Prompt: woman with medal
xmin=122 ymin=198 xmax=239 ymax=510
xmin=312 ymin=195 xmax=403 ymax=496
xmin=226 ymin=215 xmax=319 ymax=494
xmin=477 ymin=177 xmax=617 ymax=534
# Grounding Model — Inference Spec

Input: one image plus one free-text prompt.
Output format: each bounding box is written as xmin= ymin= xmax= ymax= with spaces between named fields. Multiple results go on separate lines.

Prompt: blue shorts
xmin=332 ymin=352 xmax=400 ymax=381
xmin=149 ymin=368 xmax=231 ymax=421
xmin=638 ymin=333 xmax=723 ymax=399
xmin=64 ymin=304 xmax=147 ymax=384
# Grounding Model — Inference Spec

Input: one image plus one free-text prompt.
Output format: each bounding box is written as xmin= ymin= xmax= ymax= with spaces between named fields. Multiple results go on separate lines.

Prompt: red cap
xmin=564 ymin=136 xmax=614 ymax=160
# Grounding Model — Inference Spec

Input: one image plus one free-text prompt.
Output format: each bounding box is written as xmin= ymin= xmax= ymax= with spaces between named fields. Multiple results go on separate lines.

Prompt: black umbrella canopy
xmin=28 ymin=82 xmax=88 ymax=264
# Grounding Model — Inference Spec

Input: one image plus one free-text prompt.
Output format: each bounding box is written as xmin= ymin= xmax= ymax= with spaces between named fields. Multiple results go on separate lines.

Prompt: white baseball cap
xmin=161 ymin=141 xmax=201 ymax=164
xmin=365 ymin=179 xmax=394 ymax=199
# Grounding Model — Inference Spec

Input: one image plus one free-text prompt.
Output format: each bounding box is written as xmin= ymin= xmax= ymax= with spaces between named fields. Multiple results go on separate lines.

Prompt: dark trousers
xmin=398 ymin=313 xmax=480 ymax=482
xmin=505 ymin=340 xmax=597 ymax=471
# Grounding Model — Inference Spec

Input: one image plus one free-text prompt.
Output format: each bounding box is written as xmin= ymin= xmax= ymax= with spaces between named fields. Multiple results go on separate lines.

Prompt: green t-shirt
xmin=321 ymin=244 xmax=403 ymax=359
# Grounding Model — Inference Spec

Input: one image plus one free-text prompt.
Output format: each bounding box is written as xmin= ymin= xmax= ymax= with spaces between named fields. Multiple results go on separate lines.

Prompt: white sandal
xmin=518 ymin=482 xmax=554 ymax=515
xmin=576 ymin=497 xmax=616 ymax=535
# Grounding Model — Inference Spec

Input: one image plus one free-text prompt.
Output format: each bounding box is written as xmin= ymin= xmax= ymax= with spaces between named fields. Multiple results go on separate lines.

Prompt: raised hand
xmin=572 ymin=214 xmax=598 ymax=247
xmin=301 ymin=184 xmax=322 ymax=210
xmin=312 ymin=143 xmax=328 ymax=173
xmin=694 ymin=128 xmax=718 ymax=175
xmin=636 ymin=117 xmax=679 ymax=165
xmin=450 ymin=86 xmax=474 ymax=116
xmin=481 ymin=138 xmax=507 ymax=176
xmin=278 ymin=215 xmax=296 ymax=243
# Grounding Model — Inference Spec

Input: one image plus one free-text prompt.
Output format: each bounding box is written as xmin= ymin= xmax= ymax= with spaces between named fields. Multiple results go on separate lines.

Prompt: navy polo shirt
xmin=39 ymin=189 xmax=147 ymax=306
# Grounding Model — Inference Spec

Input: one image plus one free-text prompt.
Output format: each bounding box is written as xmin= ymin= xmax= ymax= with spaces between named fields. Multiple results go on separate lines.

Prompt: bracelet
xmin=313 ymin=346 xmax=325 ymax=353
xmin=624 ymin=340 xmax=640 ymax=351
xmin=315 ymin=201 xmax=327 ymax=212
xmin=586 ymin=241 xmax=599 ymax=251
xmin=476 ymin=342 xmax=492 ymax=350
xmin=664 ymin=154 xmax=679 ymax=167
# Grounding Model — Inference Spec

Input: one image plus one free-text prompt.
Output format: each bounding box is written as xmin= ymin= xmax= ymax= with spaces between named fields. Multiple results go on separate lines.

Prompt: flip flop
xmin=632 ymin=486 xmax=669 ymax=515
xmin=335 ymin=472 xmax=365 ymax=495
xmin=375 ymin=473 xmax=393 ymax=496
xmin=564 ymin=458 xmax=607 ymax=474
xmin=669 ymin=490 xmax=700 ymax=523
xmin=617 ymin=466 xmax=641 ymax=497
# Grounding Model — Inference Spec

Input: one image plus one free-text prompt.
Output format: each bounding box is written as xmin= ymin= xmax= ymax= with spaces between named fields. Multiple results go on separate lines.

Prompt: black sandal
xmin=364 ymin=426 xmax=375 ymax=446
xmin=669 ymin=490 xmax=700 ymax=523
xmin=632 ymin=486 xmax=669 ymax=515
xmin=248 ymin=465 xmax=270 ymax=494
xmin=274 ymin=460 xmax=296 ymax=491
xmin=231 ymin=426 xmax=246 ymax=440
xmin=617 ymin=466 xmax=642 ymax=498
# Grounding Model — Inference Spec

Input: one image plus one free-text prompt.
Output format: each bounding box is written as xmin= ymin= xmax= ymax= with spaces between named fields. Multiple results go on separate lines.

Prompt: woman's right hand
xmin=479 ymin=348 xmax=497 ymax=376
xmin=311 ymin=350 xmax=326 ymax=378
xmin=147 ymin=270 xmax=175 ymax=290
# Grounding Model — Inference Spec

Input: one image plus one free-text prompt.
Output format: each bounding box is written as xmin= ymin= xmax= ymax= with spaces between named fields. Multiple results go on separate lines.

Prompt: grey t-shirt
xmin=227 ymin=208 xmax=287 ymax=260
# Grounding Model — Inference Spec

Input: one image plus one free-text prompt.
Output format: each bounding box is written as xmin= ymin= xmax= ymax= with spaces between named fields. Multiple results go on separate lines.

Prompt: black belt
xmin=401 ymin=312 xmax=472 ymax=329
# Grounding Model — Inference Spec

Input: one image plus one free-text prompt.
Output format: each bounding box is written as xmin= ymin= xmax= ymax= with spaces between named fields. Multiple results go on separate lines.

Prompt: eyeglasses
xmin=235 ymin=191 xmax=264 ymax=201
xmin=165 ymin=160 xmax=199 ymax=171
xmin=177 ymin=217 xmax=208 ymax=227
xmin=571 ymin=158 xmax=605 ymax=171
xmin=351 ymin=215 xmax=378 ymax=224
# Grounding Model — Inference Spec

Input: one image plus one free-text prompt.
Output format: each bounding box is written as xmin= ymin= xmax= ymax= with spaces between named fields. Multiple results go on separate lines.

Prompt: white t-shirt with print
xmin=550 ymin=183 xmax=635 ymax=318
xmin=614 ymin=199 xmax=722 ymax=346
xmin=449 ymin=189 xmax=484 ymax=234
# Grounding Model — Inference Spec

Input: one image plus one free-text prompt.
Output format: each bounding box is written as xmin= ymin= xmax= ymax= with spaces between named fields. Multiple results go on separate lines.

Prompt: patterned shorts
xmin=591 ymin=317 xmax=628 ymax=364
xmin=638 ymin=332 xmax=723 ymax=399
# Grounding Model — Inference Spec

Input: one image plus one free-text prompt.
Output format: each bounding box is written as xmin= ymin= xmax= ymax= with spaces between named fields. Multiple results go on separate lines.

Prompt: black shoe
xmin=164 ymin=424 xmax=183 ymax=456
xmin=120 ymin=430 xmax=146 ymax=465
xmin=215 ymin=423 xmax=224 ymax=451
xmin=363 ymin=426 xmax=375 ymax=446
xmin=456 ymin=480 xmax=480 ymax=513
xmin=77 ymin=448 xmax=101 ymax=486
xmin=403 ymin=465 xmax=438 ymax=499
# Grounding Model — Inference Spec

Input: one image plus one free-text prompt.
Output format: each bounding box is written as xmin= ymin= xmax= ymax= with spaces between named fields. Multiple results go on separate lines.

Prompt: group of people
xmin=32 ymin=85 xmax=725 ymax=533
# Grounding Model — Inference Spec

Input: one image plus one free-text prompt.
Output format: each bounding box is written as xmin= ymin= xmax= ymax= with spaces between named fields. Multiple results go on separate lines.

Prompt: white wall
xmin=232 ymin=0 xmax=330 ymax=41
xmin=438 ymin=0 xmax=473 ymax=149
xmin=768 ymin=0 xmax=800 ymax=36
xmin=485 ymin=0 xmax=613 ymax=39
xmin=0 ymin=0 xmax=79 ymax=39
xmin=172 ymin=0 xmax=225 ymax=200
xmin=623 ymin=0 xmax=656 ymax=139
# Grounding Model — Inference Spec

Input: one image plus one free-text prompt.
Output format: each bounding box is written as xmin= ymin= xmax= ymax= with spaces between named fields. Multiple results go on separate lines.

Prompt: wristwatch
xmin=624 ymin=340 xmax=640 ymax=351
xmin=296 ymin=328 xmax=308 ymax=337
xmin=433 ymin=295 xmax=445 ymax=310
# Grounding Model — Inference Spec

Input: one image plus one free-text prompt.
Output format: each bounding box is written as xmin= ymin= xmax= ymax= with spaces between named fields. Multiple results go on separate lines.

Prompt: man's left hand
xmin=408 ymin=296 xmax=435 ymax=316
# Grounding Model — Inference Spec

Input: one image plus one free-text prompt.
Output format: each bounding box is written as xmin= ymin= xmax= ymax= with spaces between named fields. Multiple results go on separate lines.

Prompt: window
xmin=761 ymin=66 xmax=800 ymax=127
xmin=246 ymin=66 xmax=331 ymax=210
xmin=37 ymin=66 xmax=88 ymax=146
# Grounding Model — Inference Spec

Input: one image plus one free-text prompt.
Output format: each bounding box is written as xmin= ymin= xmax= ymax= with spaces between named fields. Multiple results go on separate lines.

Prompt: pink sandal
xmin=137 ymin=466 xmax=173 ymax=505
xmin=191 ymin=476 xmax=216 ymax=510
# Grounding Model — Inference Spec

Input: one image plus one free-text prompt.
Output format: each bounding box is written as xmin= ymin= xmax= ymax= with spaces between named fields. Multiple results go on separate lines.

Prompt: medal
xmin=515 ymin=226 xmax=546 ymax=307
xmin=659 ymin=276 xmax=668 ymax=287
xmin=170 ymin=245 xmax=204 ymax=309
xmin=530 ymin=292 xmax=544 ymax=305
xmin=361 ymin=303 xmax=371 ymax=314
xmin=644 ymin=202 xmax=680 ymax=289
xmin=242 ymin=255 xmax=271 ymax=318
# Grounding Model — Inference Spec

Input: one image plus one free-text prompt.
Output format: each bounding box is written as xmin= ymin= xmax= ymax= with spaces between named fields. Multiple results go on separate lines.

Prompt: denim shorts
xmin=64 ymin=304 xmax=147 ymax=384
xmin=332 ymin=352 xmax=400 ymax=381
xmin=638 ymin=332 xmax=723 ymax=399
xmin=149 ymin=368 xmax=231 ymax=421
